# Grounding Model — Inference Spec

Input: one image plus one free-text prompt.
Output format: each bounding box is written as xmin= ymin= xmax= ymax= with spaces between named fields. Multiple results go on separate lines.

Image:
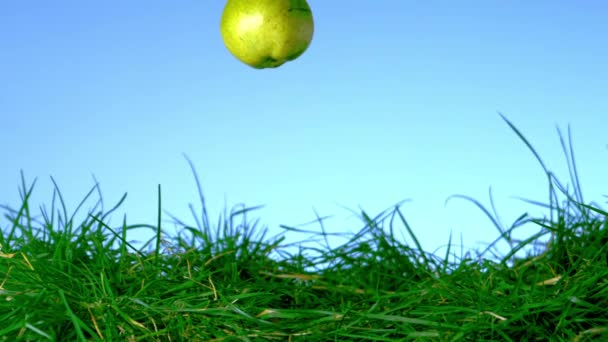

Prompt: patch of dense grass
xmin=1 ymin=115 xmax=607 ymax=341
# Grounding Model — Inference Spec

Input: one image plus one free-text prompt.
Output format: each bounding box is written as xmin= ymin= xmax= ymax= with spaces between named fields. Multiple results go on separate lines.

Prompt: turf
xmin=1 ymin=115 xmax=607 ymax=341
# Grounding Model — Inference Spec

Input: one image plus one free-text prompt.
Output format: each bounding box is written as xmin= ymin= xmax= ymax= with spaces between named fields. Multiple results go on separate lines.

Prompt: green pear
xmin=220 ymin=0 xmax=314 ymax=69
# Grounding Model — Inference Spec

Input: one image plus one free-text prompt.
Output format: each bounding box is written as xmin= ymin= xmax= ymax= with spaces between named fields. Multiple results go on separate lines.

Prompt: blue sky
xmin=1 ymin=1 xmax=607 ymax=259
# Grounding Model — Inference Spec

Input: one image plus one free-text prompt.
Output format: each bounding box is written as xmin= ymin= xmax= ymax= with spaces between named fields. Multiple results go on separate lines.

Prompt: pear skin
xmin=220 ymin=0 xmax=314 ymax=69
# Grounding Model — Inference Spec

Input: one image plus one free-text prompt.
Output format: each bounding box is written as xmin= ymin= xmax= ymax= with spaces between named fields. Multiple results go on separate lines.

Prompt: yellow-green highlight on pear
xmin=220 ymin=0 xmax=314 ymax=69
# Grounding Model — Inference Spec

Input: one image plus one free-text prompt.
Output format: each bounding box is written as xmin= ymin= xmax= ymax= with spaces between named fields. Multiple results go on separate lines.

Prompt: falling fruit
xmin=220 ymin=0 xmax=314 ymax=69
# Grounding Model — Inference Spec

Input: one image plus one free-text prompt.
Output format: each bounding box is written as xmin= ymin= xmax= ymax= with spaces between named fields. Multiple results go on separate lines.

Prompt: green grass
xmin=1 ymin=114 xmax=607 ymax=341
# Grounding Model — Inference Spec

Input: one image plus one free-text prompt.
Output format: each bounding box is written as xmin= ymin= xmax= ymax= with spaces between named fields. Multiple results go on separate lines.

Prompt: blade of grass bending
xmin=481 ymin=213 xmax=533 ymax=262
xmin=477 ymin=224 xmax=528 ymax=263
xmin=120 ymin=215 xmax=128 ymax=261
xmin=183 ymin=153 xmax=211 ymax=234
xmin=49 ymin=176 xmax=69 ymax=231
xmin=155 ymin=184 xmax=162 ymax=271
xmin=13 ymin=171 xmax=37 ymax=241
xmin=487 ymin=187 xmax=511 ymax=247
xmin=88 ymin=215 xmax=147 ymax=258
xmin=19 ymin=170 xmax=34 ymax=237
xmin=394 ymin=207 xmax=430 ymax=267
xmin=499 ymin=228 xmax=548 ymax=266
xmin=91 ymin=174 xmax=104 ymax=214
xmin=278 ymin=223 xmax=340 ymax=236
xmin=1 ymin=171 xmax=37 ymax=245
xmin=499 ymin=113 xmax=549 ymax=176
xmin=23 ymin=323 xmax=52 ymax=341
xmin=445 ymin=193 xmax=507 ymax=245
xmin=442 ymin=229 xmax=453 ymax=273
xmin=578 ymin=202 xmax=608 ymax=217
xmin=97 ymin=192 xmax=128 ymax=223
xmin=58 ymin=289 xmax=95 ymax=341
xmin=362 ymin=312 xmax=459 ymax=329
xmin=499 ymin=112 xmax=559 ymax=226
xmin=558 ymin=125 xmax=584 ymax=206
xmin=386 ymin=199 xmax=414 ymax=244
xmin=312 ymin=207 xmax=332 ymax=252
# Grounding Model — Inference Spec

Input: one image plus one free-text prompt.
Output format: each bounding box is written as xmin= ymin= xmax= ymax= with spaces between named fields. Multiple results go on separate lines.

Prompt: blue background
xmin=1 ymin=1 xmax=606 ymax=258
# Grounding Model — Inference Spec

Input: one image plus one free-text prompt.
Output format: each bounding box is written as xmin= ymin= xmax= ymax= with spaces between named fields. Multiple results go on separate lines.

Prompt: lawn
xmin=1 ymin=115 xmax=607 ymax=341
